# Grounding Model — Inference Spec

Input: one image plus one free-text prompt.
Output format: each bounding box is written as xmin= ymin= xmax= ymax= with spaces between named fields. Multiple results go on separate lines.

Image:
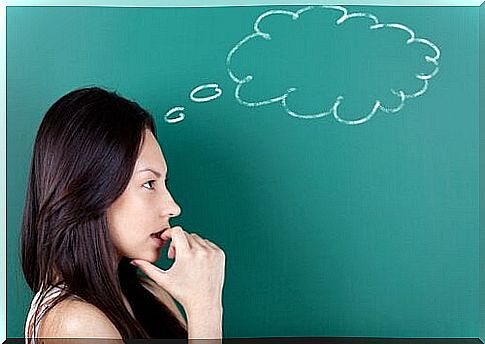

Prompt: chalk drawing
xmin=226 ymin=5 xmax=441 ymax=125
xmin=164 ymin=106 xmax=186 ymax=124
xmin=190 ymin=83 xmax=223 ymax=103
xmin=163 ymin=83 xmax=223 ymax=124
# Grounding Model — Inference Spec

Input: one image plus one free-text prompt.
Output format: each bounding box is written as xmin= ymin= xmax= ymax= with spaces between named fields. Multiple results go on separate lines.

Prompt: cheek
xmin=108 ymin=193 xmax=153 ymax=240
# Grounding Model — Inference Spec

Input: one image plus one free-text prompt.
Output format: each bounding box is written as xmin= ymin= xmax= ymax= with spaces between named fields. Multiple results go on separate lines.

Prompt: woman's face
xmin=107 ymin=129 xmax=181 ymax=263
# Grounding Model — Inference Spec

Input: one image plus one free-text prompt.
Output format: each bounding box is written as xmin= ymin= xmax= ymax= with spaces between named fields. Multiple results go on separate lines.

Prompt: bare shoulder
xmin=139 ymin=277 xmax=187 ymax=328
xmin=38 ymin=297 xmax=122 ymax=339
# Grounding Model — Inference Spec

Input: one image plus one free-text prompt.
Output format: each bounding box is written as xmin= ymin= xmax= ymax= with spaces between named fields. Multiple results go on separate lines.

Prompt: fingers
xmin=161 ymin=226 xmax=191 ymax=252
xmin=168 ymin=244 xmax=176 ymax=259
xmin=190 ymin=233 xmax=225 ymax=262
xmin=131 ymin=259 xmax=165 ymax=279
xmin=189 ymin=232 xmax=223 ymax=252
xmin=190 ymin=233 xmax=211 ymax=248
xmin=162 ymin=226 xmax=224 ymax=258
xmin=163 ymin=226 xmax=197 ymax=260
xmin=203 ymin=239 xmax=221 ymax=251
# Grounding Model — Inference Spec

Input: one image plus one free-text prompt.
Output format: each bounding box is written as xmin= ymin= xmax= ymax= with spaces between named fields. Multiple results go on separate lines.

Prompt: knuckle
xmin=196 ymin=248 xmax=210 ymax=258
xmin=185 ymin=249 xmax=196 ymax=259
xmin=205 ymin=238 xmax=215 ymax=246
xmin=171 ymin=226 xmax=183 ymax=235
xmin=217 ymin=249 xmax=226 ymax=259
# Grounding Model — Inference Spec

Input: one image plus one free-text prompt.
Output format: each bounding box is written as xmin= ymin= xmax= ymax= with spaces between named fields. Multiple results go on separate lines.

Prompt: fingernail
xmin=130 ymin=260 xmax=138 ymax=266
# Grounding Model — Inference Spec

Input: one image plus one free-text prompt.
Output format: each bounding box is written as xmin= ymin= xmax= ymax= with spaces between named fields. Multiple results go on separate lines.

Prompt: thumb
xmin=131 ymin=259 xmax=170 ymax=286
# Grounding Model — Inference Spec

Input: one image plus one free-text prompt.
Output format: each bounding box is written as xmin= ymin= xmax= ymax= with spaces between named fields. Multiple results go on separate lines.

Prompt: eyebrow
xmin=137 ymin=168 xmax=166 ymax=179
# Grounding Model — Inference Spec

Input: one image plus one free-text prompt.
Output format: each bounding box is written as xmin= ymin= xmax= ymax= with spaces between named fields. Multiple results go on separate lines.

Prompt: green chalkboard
xmin=7 ymin=4 xmax=480 ymax=339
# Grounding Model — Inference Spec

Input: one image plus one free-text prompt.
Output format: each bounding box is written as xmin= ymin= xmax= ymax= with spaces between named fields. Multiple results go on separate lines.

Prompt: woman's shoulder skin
xmin=37 ymin=278 xmax=186 ymax=339
xmin=37 ymin=297 xmax=122 ymax=339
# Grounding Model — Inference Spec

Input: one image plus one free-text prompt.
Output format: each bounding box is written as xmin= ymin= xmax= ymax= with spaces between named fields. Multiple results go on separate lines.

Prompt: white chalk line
xmin=164 ymin=83 xmax=224 ymax=124
xmin=164 ymin=106 xmax=186 ymax=124
xmin=226 ymin=5 xmax=441 ymax=125
xmin=189 ymin=83 xmax=223 ymax=102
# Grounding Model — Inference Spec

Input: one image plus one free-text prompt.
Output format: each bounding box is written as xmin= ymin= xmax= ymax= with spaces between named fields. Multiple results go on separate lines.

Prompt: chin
xmin=134 ymin=249 xmax=162 ymax=263
xmin=122 ymin=242 xmax=163 ymax=263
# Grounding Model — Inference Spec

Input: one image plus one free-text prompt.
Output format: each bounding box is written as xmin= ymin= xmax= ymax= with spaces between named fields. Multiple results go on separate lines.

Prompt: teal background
xmin=4 ymin=1 xmax=485 ymax=6
xmin=6 ymin=5 xmax=480 ymax=339
xmin=479 ymin=4 xmax=484 ymax=343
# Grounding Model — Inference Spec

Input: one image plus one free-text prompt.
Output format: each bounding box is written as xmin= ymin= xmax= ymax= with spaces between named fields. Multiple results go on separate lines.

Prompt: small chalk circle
xmin=164 ymin=106 xmax=186 ymax=124
xmin=189 ymin=83 xmax=223 ymax=103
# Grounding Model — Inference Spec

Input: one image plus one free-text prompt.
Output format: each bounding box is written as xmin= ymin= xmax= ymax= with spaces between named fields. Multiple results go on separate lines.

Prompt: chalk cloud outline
xmin=225 ymin=5 xmax=441 ymax=125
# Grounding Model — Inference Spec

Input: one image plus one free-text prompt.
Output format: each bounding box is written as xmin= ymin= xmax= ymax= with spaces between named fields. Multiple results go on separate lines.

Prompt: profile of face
xmin=107 ymin=129 xmax=181 ymax=263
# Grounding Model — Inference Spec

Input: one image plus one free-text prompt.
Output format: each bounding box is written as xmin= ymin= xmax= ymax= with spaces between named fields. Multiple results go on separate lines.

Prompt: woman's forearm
xmin=186 ymin=304 xmax=223 ymax=341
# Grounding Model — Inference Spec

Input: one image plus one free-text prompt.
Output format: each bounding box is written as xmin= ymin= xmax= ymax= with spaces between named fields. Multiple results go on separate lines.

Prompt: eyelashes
xmin=143 ymin=180 xmax=156 ymax=190
xmin=143 ymin=179 xmax=170 ymax=190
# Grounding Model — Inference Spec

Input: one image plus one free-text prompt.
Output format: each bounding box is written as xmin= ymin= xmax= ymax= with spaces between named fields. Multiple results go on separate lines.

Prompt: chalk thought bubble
xmin=226 ymin=5 xmax=441 ymax=125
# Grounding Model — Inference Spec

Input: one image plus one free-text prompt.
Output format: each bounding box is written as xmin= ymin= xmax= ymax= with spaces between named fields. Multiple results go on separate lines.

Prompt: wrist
xmin=186 ymin=301 xmax=223 ymax=319
xmin=186 ymin=304 xmax=223 ymax=340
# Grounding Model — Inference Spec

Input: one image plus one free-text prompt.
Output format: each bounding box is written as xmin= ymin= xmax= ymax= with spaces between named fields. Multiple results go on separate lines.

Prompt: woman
xmin=21 ymin=86 xmax=225 ymax=341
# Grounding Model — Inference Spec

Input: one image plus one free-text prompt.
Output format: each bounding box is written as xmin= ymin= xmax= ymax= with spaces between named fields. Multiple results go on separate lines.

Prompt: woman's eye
xmin=143 ymin=180 xmax=156 ymax=190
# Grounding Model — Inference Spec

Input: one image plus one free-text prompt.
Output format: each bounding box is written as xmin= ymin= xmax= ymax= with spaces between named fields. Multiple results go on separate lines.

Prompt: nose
xmin=163 ymin=191 xmax=182 ymax=218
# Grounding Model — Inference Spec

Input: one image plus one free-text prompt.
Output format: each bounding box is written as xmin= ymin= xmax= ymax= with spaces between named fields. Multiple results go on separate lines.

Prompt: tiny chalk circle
xmin=189 ymin=83 xmax=223 ymax=103
xmin=164 ymin=106 xmax=186 ymax=124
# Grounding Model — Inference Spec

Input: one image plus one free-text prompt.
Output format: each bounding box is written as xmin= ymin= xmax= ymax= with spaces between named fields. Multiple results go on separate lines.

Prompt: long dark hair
xmin=21 ymin=86 xmax=188 ymax=339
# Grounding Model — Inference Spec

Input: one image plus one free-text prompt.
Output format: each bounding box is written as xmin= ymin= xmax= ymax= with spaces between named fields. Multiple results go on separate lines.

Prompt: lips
xmin=151 ymin=235 xmax=166 ymax=247
xmin=150 ymin=227 xmax=169 ymax=248
xmin=150 ymin=226 xmax=170 ymax=239
xmin=150 ymin=231 xmax=163 ymax=239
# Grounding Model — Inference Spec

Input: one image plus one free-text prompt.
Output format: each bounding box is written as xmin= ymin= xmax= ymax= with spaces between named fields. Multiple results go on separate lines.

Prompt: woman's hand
xmin=130 ymin=226 xmax=226 ymax=314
